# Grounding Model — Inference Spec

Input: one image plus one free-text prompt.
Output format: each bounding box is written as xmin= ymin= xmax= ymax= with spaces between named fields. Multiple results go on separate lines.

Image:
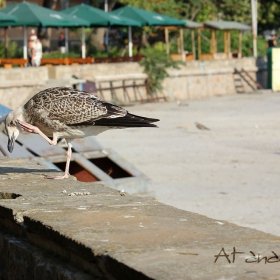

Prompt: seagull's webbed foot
xmin=45 ymin=173 xmax=69 ymax=180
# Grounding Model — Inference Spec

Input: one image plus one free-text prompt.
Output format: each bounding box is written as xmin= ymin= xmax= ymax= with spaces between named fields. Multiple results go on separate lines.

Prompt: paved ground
xmin=99 ymin=92 xmax=280 ymax=237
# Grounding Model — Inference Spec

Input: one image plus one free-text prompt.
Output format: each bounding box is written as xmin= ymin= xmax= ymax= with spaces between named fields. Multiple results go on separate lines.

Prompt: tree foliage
xmin=140 ymin=42 xmax=182 ymax=94
xmin=118 ymin=0 xmax=187 ymax=18
xmin=117 ymin=0 xmax=280 ymax=34
xmin=258 ymin=0 xmax=280 ymax=33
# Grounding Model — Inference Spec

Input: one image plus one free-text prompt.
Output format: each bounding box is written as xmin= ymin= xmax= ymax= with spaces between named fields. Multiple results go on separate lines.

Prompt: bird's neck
xmin=13 ymin=106 xmax=28 ymax=123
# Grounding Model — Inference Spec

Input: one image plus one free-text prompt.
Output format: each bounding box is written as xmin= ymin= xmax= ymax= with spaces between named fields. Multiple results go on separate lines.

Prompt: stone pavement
xmin=0 ymin=157 xmax=280 ymax=279
xmin=99 ymin=92 xmax=280 ymax=237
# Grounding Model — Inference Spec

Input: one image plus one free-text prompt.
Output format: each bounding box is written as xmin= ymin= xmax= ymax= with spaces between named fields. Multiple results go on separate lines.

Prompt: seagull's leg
xmin=18 ymin=120 xmax=57 ymax=145
xmin=18 ymin=120 xmax=72 ymax=180
xmin=46 ymin=142 xmax=73 ymax=180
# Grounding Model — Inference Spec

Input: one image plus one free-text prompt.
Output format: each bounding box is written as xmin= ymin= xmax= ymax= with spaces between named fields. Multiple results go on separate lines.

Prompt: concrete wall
xmin=0 ymin=67 xmax=48 ymax=109
xmin=47 ymin=58 xmax=261 ymax=102
xmin=168 ymin=58 xmax=260 ymax=99
xmin=0 ymin=57 xmax=265 ymax=108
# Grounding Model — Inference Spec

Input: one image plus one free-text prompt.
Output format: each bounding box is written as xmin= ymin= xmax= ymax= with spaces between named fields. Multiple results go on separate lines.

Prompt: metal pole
xmin=251 ymin=0 xmax=258 ymax=57
xmin=128 ymin=26 xmax=133 ymax=57
xmin=65 ymin=28 xmax=69 ymax=53
xmin=4 ymin=28 xmax=8 ymax=58
xmin=23 ymin=26 xmax=27 ymax=60
xmin=81 ymin=27 xmax=86 ymax=58
xmin=105 ymin=0 xmax=109 ymax=49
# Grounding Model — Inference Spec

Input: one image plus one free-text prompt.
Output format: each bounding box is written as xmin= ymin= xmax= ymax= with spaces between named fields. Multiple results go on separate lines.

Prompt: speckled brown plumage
xmin=21 ymin=87 xmax=158 ymax=138
xmin=23 ymin=87 xmax=126 ymax=131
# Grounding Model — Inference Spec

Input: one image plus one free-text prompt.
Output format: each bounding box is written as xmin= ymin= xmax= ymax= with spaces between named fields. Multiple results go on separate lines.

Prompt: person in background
xmin=28 ymin=29 xmax=37 ymax=66
xmin=28 ymin=39 xmax=35 ymax=66
xmin=267 ymin=33 xmax=277 ymax=49
xmin=33 ymin=38 xmax=42 ymax=66
xmin=58 ymin=32 xmax=66 ymax=54
xmin=28 ymin=34 xmax=42 ymax=67
xmin=29 ymin=29 xmax=37 ymax=41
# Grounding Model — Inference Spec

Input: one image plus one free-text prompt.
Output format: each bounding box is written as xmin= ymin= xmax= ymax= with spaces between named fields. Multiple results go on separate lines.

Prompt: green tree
xmin=212 ymin=0 xmax=251 ymax=22
xmin=140 ymin=42 xmax=182 ymax=94
xmin=0 ymin=0 xmax=6 ymax=8
xmin=258 ymin=0 xmax=280 ymax=33
xmin=118 ymin=0 xmax=186 ymax=18
xmin=190 ymin=0 xmax=251 ymax=23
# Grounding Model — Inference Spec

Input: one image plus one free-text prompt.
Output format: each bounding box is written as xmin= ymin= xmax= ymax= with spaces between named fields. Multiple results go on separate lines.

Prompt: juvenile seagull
xmin=5 ymin=87 xmax=159 ymax=179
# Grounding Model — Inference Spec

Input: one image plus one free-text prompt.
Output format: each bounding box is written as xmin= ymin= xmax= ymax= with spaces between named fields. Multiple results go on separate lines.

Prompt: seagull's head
xmin=5 ymin=110 xmax=22 ymax=153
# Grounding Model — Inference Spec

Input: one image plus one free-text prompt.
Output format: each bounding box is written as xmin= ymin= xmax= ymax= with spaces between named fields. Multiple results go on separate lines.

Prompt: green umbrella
xmin=0 ymin=11 xmax=17 ymax=23
xmin=62 ymin=4 xmax=141 ymax=58
xmin=62 ymin=4 xmax=141 ymax=27
xmin=111 ymin=6 xmax=186 ymax=57
xmin=0 ymin=1 xmax=89 ymax=27
xmin=111 ymin=6 xmax=186 ymax=26
xmin=0 ymin=1 xmax=89 ymax=59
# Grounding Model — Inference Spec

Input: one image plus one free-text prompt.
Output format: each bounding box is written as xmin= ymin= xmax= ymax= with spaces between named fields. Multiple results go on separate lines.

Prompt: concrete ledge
xmin=168 ymin=66 xmax=258 ymax=77
xmin=93 ymin=73 xmax=148 ymax=82
xmin=0 ymin=80 xmax=46 ymax=88
xmin=1 ymin=157 xmax=280 ymax=279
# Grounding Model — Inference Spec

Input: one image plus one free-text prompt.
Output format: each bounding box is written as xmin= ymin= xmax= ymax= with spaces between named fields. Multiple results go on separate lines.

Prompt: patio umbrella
xmin=0 ymin=11 xmax=17 ymax=23
xmin=62 ymin=4 xmax=141 ymax=58
xmin=111 ymin=6 xmax=186 ymax=26
xmin=0 ymin=1 xmax=89 ymax=59
xmin=111 ymin=6 xmax=186 ymax=57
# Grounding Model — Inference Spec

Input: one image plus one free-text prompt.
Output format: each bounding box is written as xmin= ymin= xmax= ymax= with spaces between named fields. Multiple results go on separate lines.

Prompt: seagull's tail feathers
xmin=94 ymin=113 xmax=159 ymax=128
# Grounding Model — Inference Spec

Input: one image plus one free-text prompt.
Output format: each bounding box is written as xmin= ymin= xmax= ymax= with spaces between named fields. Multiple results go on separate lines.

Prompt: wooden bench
xmin=41 ymin=57 xmax=94 ymax=66
xmin=40 ymin=58 xmax=70 ymax=66
xmin=68 ymin=57 xmax=94 ymax=65
xmin=0 ymin=58 xmax=27 ymax=68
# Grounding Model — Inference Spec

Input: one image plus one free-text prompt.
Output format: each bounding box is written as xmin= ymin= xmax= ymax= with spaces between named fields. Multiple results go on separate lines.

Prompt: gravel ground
xmin=98 ymin=92 xmax=280 ymax=237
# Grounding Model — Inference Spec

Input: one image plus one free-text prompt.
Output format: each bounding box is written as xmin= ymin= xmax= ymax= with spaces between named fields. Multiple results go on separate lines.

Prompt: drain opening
xmin=89 ymin=157 xmax=132 ymax=179
xmin=53 ymin=157 xmax=133 ymax=182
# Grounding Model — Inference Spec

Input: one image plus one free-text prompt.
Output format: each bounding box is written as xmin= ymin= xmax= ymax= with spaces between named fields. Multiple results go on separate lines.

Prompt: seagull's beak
xmin=7 ymin=132 xmax=15 ymax=153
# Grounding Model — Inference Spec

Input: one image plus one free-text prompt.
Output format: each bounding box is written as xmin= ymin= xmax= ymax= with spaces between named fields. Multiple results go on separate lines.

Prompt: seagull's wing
xmin=25 ymin=87 xmax=125 ymax=123
xmin=25 ymin=87 xmax=159 ymax=128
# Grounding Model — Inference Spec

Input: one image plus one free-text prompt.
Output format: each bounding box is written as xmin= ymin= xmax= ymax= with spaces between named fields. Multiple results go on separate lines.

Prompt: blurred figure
xmin=28 ymin=34 xmax=42 ymax=66
xmin=28 ymin=39 xmax=35 ymax=66
xmin=58 ymin=32 xmax=66 ymax=54
xmin=33 ymin=38 xmax=42 ymax=66
xmin=267 ymin=33 xmax=277 ymax=49
xmin=29 ymin=29 xmax=37 ymax=41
